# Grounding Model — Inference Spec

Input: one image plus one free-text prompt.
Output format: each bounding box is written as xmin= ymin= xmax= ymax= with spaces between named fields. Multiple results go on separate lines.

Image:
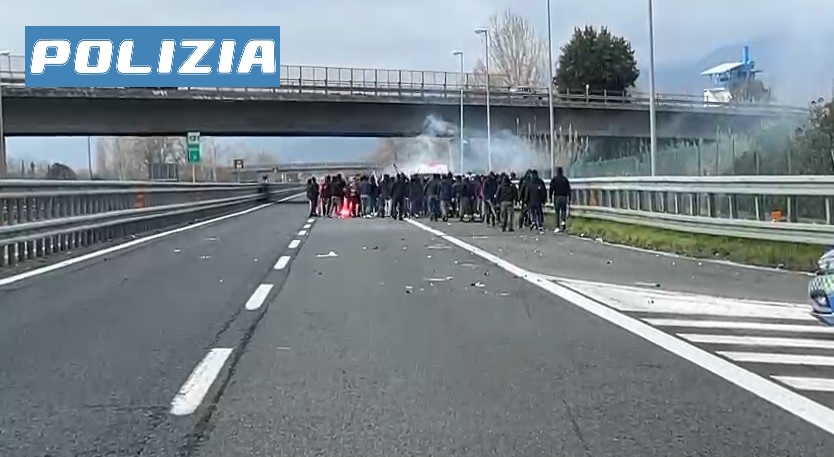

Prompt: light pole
xmin=0 ymin=50 xmax=10 ymax=179
xmin=475 ymin=28 xmax=492 ymax=172
xmin=452 ymin=50 xmax=465 ymax=174
xmin=545 ymin=0 xmax=555 ymax=179
xmin=648 ymin=0 xmax=658 ymax=176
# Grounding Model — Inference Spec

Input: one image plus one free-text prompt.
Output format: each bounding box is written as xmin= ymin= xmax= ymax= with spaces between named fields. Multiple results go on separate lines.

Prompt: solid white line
xmin=590 ymin=293 xmax=814 ymax=322
xmin=303 ymin=223 xmax=312 ymax=229
xmin=720 ymin=351 xmax=834 ymax=367
xmin=773 ymin=376 xmax=834 ymax=392
xmin=0 ymin=203 xmax=272 ymax=288
xmin=297 ymin=230 xmax=308 ymax=236
xmin=273 ymin=255 xmax=291 ymax=270
xmin=278 ymin=192 xmax=306 ymax=203
xmin=288 ymin=239 xmax=301 ymax=249
xmin=306 ymin=218 xmax=315 ymax=223
xmin=680 ymin=333 xmax=834 ymax=350
xmin=170 ymin=348 xmax=233 ymax=416
xmin=645 ymin=318 xmax=834 ymax=335
xmin=405 ymin=218 xmax=834 ymax=436
xmin=542 ymin=274 xmax=808 ymax=310
xmin=244 ymin=284 xmax=274 ymax=311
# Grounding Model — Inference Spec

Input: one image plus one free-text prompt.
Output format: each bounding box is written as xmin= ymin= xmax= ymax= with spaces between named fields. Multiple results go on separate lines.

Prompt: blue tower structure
xmin=700 ymin=46 xmax=761 ymax=102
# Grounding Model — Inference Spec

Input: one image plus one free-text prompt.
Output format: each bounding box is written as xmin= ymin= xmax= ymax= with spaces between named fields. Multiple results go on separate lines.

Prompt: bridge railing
xmin=0 ymin=180 xmax=303 ymax=269
xmin=0 ymin=55 xmax=807 ymax=114
xmin=568 ymin=175 xmax=834 ymax=245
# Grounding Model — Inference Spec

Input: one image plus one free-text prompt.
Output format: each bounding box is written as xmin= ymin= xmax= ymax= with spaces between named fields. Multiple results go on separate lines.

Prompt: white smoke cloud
xmin=388 ymin=114 xmax=544 ymax=176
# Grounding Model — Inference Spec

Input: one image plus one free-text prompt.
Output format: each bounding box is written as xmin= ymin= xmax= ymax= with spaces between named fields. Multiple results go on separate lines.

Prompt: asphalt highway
xmin=2 ymin=203 xmax=834 ymax=456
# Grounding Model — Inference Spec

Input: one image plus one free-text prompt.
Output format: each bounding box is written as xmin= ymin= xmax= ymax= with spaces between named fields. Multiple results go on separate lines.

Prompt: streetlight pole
xmin=475 ymin=28 xmax=492 ymax=171
xmin=453 ymin=50 xmax=465 ymax=174
xmin=0 ymin=50 xmax=10 ymax=179
xmin=546 ymin=0 xmax=556 ymax=179
xmin=648 ymin=0 xmax=658 ymax=176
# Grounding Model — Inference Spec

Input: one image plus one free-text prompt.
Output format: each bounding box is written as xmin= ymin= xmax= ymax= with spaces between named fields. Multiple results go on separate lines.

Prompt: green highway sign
xmin=186 ymin=131 xmax=201 ymax=163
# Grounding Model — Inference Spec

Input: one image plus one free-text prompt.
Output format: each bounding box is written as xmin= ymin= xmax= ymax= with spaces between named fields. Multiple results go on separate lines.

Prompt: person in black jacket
xmin=549 ymin=166 xmax=572 ymax=232
xmin=305 ymin=177 xmax=320 ymax=217
xmin=482 ymin=172 xmax=498 ymax=226
xmin=458 ymin=176 xmax=474 ymax=222
xmin=330 ymin=174 xmax=345 ymax=217
xmin=391 ymin=174 xmax=407 ymax=220
xmin=381 ymin=174 xmax=393 ymax=217
xmin=408 ymin=174 xmax=424 ymax=218
xmin=358 ymin=175 xmax=373 ymax=217
xmin=495 ymin=175 xmax=518 ymax=232
xmin=525 ymin=169 xmax=547 ymax=230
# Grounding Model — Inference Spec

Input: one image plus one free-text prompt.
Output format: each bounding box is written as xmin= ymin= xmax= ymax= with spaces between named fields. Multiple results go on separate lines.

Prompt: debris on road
xmin=316 ymin=251 xmax=339 ymax=258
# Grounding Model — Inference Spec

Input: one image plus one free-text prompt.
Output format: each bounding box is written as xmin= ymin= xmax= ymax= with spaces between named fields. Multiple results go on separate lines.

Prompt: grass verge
xmin=563 ymin=217 xmax=824 ymax=272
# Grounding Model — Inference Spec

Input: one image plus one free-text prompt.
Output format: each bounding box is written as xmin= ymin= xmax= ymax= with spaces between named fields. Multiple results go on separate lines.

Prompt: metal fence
xmin=0 ymin=180 xmax=303 ymax=268
xmin=0 ymin=54 xmax=807 ymax=114
xmin=569 ymin=176 xmax=834 ymax=244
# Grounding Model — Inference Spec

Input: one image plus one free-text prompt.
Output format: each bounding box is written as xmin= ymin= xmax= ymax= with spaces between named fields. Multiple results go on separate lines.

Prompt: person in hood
xmin=359 ymin=175 xmax=373 ymax=217
xmin=381 ymin=174 xmax=393 ymax=217
xmin=305 ymin=177 xmax=320 ymax=217
xmin=330 ymin=174 xmax=345 ymax=217
xmin=320 ymin=175 xmax=332 ymax=217
xmin=391 ymin=174 xmax=408 ymax=220
xmin=439 ymin=173 xmax=454 ymax=222
xmin=458 ymin=176 xmax=475 ymax=222
xmin=495 ymin=175 xmax=518 ymax=232
xmin=409 ymin=173 xmax=424 ymax=218
xmin=424 ymin=173 xmax=442 ymax=221
xmin=482 ymin=172 xmax=498 ymax=226
xmin=525 ymin=169 xmax=547 ymax=230
xmin=549 ymin=166 xmax=571 ymax=232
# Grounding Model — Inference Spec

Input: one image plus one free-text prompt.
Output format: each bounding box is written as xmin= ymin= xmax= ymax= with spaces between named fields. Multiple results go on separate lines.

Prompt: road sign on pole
xmin=186 ymin=132 xmax=201 ymax=163
xmin=233 ymin=159 xmax=244 ymax=170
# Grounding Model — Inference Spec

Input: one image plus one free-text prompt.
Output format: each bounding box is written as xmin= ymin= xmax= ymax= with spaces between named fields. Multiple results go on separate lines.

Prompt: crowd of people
xmin=304 ymin=167 xmax=572 ymax=233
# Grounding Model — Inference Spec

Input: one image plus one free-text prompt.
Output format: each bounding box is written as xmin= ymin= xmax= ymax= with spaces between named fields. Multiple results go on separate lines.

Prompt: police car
xmin=809 ymin=248 xmax=834 ymax=318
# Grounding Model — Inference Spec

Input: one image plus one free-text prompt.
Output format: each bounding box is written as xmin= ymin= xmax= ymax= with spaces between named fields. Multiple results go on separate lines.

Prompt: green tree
xmin=793 ymin=98 xmax=834 ymax=174
xmin=555 ymin=26 xmax=639 ymax=95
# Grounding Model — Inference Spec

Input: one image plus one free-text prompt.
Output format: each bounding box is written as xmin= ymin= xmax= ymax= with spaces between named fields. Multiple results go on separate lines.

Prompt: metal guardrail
xmin=0 ymin=55 xmax=807 ymax=115
xmin=568 ymin=176 xmax=834 ymax=245
xmin=0 ymin=180 xmax=303 ymax=268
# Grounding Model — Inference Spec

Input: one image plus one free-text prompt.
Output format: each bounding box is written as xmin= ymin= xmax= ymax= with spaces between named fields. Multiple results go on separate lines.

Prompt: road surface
xmin=1 ymin=198 xmax=833 ymax=456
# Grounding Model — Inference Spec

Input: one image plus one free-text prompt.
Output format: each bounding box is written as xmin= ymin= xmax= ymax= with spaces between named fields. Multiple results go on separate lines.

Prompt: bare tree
xmin=472 ymin=10 xmax=548 ymax=88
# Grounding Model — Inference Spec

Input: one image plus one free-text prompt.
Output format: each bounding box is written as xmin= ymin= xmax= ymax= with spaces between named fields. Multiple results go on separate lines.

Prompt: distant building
xmin=701 ymin=46 xmax=762 ymax=103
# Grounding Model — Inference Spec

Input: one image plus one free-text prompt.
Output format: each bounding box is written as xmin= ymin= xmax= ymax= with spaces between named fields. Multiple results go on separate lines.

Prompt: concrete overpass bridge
xmin=231 ymin=161 xmax=381 ymax=182
xmin=0 ymin=57 xmax=808 ymax=141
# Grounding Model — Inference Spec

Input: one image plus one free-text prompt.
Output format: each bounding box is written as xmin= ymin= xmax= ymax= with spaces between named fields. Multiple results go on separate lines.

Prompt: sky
xmin=2 ymin=0 xmax=833 ymax=169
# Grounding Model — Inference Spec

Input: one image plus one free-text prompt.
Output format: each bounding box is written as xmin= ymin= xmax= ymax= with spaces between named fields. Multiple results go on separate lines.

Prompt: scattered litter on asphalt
xmin=402 ymin=246 xmax=407 ymax=250
xmin=276 ymin=346 xmax=292 ymax=351
xmin=606 ymin=259 xmax=613 ymax=264
xmin=173 ymin=249 xmax=181 ymax=253
xmin=594 ymin=237 xmax=604 ymax=242
xmin=405 ymin=285 xmax=413 ymax=290
xmin=199 ymin=255 xmax=212 ymax=260
xmin=316 ymin=251 xmax=338 ymax=258
xmin=498 ymin=292 xmax=510 ymax=296
xmin=205 ymin=237 xmax=218 ymax=241
xmin=219 ymin=279 xmax=224 ymax=283
xmin=697 ymin=261 xmax=703 ymax=266
xmin=472 ymin=236 xmax=488 ymax=239
xmin=253 ymin=258 xmax=259 ymax=262
xmin=427 ymin=244 xmax=450 ymax=250
xmin=424 ymin=276 xmax=454 ymax=282
xmin=472 ymin=282 xmax=485 ymax=288
xmin=426 ymin=255 xmax=432 ymax=259
xmin=363 ymin=246 xmax=367 ymax=250
xmin=671 ymin=261 xmax=676 ymax=266
xmin=634 ymin=282 xmax=661 ymax=288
